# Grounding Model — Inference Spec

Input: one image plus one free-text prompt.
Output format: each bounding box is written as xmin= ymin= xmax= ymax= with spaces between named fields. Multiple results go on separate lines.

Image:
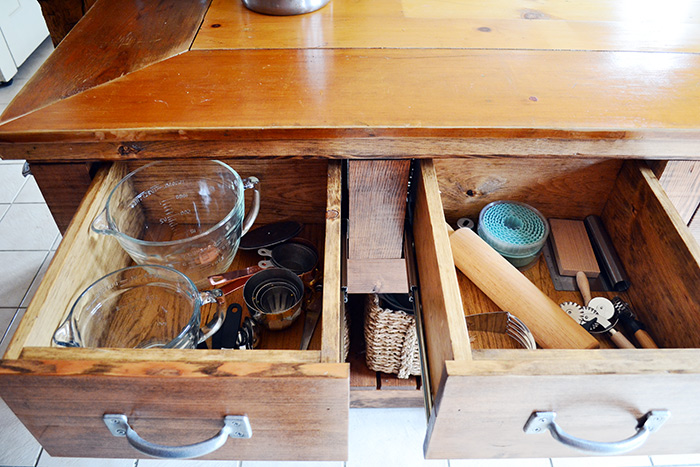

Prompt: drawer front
xmin=0 ymin=159 xmax=349 ymax=461
xmin=0 ymin=360 xmax=348 ymax=460
xmin=427 ymin=357 xmax=700 ymax=458
xmin=414 ymin=158 xmax=700 ymax=458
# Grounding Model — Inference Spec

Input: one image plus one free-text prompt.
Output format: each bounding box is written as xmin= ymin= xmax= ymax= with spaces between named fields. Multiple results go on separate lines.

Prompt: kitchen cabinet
xmin=0 ymin=0 xmax=49 ymax=82
xmin=1 ymin=0 xmax=700 ymax=461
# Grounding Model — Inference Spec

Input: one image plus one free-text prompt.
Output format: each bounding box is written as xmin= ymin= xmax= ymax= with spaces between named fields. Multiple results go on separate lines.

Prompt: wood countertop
xmin=1 ymin=0 xmax=700 ymax=161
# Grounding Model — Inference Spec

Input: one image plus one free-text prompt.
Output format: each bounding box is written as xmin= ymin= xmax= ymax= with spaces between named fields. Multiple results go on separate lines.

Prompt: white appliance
xmin=0 ymin=0 xmax=49 ymax=83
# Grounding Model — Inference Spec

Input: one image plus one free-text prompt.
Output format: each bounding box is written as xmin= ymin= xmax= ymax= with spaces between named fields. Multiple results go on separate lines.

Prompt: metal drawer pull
xmin=523 ymin=410 xmax=670 ymax=455
xmin=103 ymin=414 xmax=252 ymax=459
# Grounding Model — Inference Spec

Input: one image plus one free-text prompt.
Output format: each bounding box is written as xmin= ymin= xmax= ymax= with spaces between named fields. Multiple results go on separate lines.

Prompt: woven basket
xmin=363 ymin=294 xmax=420 ymax=379
xmin=342 ymin=300 xmax=350 ymax=362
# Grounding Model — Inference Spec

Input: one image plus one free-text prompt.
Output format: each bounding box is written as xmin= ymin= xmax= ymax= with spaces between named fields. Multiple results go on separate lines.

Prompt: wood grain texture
xmin=413 ymin=161 xmax=471 ymax=398
xmin=321 ymin=161 xmax=343 ymax=363
xmin=601 ymin=161 xmax=700 ymax=349
xmin=348 ymin=160 xmax=410 ymax=259
xmin=29 ymin=162 xmax=95 ymax=233
xmin=435 ymin=157 xmax=623 ymax=224
xmin=2 ymin=49 xmax=700 ymax=151
xmin=21 ymin=347 xmax=323 ymax=364
xmin=7 ymin=137 xmax=700 ymax=163
xmin=346 ymin=259 xmax=409 ymax=294
xmin=350 ymin=389 xmax=423 ymax=409
xmin=549 ymin=219 xmax=601 ymax=278
xmin=194 ymin=0 xmax=700 ymax=53
xmin=425 ymin=354 xmax=700 ymax=458
xmin=657 ymin=160 xmax=700 ymax=224
xmin=0 ymin=0 xmax=211 ymax=123
xmin=0 ymin=359 xmax=348 ymax=460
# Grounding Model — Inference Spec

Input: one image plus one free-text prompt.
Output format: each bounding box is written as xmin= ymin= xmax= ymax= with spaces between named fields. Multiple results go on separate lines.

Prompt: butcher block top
xmin=1 ymin=0 xmax=700 ymax=161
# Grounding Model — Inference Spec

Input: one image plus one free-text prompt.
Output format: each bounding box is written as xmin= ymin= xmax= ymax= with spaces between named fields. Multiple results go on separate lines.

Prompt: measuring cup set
xmin=53 ymin=160 xmax=263 ymax=349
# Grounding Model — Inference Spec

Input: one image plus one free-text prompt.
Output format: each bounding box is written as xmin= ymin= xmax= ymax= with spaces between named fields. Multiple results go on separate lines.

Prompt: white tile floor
xmin=1 ymin=34 xmax=700 ymax=467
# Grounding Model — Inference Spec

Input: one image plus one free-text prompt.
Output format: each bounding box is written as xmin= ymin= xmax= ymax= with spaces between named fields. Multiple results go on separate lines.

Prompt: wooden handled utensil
xmin=447 ymin=224 xmax=599 ymax=349
xmin=612 ymin=297 xmax=659 ymax=349
xmin=575 ymin=272 xmax=636 ymax=349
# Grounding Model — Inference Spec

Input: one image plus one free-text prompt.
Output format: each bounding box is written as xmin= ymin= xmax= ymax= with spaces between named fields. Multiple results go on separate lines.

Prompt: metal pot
xmin=241 ymin=0 xmax=330 ymax=16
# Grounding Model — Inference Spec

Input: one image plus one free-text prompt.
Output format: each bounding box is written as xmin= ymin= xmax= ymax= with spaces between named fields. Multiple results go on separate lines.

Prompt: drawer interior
xmin=413 ymin=157 xmax=700 ymax=458
xmin=4 ymin=158 xmax=343 ymax=362
xmin=431 ymin=157 xmax=700 ymax=352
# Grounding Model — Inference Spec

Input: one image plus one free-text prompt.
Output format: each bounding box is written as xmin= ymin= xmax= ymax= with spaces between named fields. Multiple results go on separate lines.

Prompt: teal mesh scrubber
xmin=477 ymin=201 xmax=549 ymax=267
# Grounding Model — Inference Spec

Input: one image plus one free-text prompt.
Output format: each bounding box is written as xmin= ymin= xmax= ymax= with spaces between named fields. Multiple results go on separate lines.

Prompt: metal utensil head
xmin=588 ymin=296 xmax=617 ymax=332
xmin=560 ymin=301 xmax=598 ymax=332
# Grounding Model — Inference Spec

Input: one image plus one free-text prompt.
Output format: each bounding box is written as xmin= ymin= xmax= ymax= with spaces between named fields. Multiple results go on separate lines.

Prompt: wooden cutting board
xmin=549 ymin=218 xmax=600 ymax=278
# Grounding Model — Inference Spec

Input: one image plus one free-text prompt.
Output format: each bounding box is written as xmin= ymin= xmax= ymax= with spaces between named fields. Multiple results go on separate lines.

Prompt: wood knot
xmin=521 ymin=9 xmax=549 ymax=20
xmin=117 ymin=143 xmax=144 ymax=156
xmin=477 ymin=27 xmax=492 ymax=32
xmin=326 ymin=209 xmax=340 ymax=219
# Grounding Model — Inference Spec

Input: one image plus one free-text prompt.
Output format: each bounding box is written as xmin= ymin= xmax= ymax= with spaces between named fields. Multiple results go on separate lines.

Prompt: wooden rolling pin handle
xmin=634 ymin=330 xmax=659 ymax=349
xmin=609 ymin=329 xmax=636 ymax=349
xmin=576 ymin=271 xmax=592 ymax=305
xmin=447 ymin=224 xmax=598 ymax=350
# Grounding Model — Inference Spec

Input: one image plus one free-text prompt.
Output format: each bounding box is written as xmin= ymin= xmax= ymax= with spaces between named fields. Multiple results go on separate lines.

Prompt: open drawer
xmin=413 ymin=158 xmax=700 ymax=459
xmin=0 ymin=159 xmax=348 ymax=461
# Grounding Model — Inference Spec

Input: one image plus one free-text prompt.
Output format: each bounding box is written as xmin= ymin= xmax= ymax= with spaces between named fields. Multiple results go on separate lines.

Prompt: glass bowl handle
xmin=198 ymin=289 xmax=227 ymax=343
xmin=241 ymin=177 xmax=260 ymax=236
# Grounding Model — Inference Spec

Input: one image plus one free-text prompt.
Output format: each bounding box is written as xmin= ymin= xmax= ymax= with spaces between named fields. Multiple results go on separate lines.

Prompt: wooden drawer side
xmin=412 ymin=160 xmax=471 ymax=398
xmin=602 ymin=160 xmax=700 ymax=349
xmin=4 ymin=163 xmax=131 ymax=359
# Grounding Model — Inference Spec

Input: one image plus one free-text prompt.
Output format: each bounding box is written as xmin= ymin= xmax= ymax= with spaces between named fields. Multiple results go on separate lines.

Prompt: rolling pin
xmin=448 ymin=224 xmax=599 ymax=349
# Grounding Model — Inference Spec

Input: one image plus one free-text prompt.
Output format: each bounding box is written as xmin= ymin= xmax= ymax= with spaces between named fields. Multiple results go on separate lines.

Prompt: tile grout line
xmin=9 ymin=174 xmax=30 ymax=205
xmin=0 ymin=248 xmax=51 ymax=331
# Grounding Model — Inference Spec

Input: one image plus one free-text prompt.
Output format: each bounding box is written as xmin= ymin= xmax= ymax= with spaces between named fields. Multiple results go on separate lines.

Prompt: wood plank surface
xmin=435 ymin=158 xmax=623 ymax=224
xmin=413 ymin=161 xmax=471 ymax=398
xmin=347 ymin=160 xmax=410 ymax=259
xmin=601 ymin=161 xmax=700 ymax=349
xmin=7 ymin=137 xmax=700 ymax=163
xmin=195 ymin=0 xmax=700 ymax=53
xmin=346 ymin=259 xmax=408 ymax=294
xmin=2 ymin=49 xmax=700 ymax=149
xmin=0 ymin=359 xmax=348 ymax=460
xmin=0 ymin=0 xmax=211 ymax=123
xmin=321 ymin=161 xmax=343 ymax=363
xmin=426 ymin=354 xmax=700 ymax=458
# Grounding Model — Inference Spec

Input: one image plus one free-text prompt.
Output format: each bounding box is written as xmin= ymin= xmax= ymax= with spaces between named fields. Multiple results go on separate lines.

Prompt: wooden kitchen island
xmin=1 ymin=0 xmax=700 ymax=461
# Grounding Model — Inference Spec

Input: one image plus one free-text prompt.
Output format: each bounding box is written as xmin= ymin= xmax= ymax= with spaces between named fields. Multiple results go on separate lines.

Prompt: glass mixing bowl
xmin=91 ymin=160 xmax=260 ymax=288
xmin=53 ymin=265 xmax=226 ymax=349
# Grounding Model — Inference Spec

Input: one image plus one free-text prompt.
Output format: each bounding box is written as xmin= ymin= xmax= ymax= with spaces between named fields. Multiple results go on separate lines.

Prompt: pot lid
xmin=240 ymin=221 xmax=303 ymax=250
